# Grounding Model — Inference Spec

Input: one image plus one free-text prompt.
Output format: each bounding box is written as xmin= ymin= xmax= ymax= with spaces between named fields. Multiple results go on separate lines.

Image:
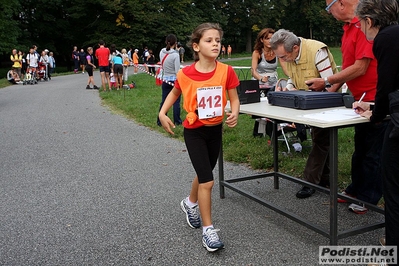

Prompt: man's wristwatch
xmin=324 ymin=77 xmax=332 ymax=88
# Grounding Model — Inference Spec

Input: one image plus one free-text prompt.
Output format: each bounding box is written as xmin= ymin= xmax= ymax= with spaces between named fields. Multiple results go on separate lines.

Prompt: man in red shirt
xmin=305 ymin=0 xmax=387 ymax=214
xmin=95 ymin=40 xmax=111 ymax=91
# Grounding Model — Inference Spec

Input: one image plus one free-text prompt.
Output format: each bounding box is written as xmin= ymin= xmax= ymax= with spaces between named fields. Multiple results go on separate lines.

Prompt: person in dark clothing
xmin=354 ymin=0 xmax=399 ymax=261
xmin=147 ymin=49 xmax=156 ymax=75
xmin=79 ymin=48 xmax=86 ymax=74
xmin=72 ymin=46 xmax=79 ymax=73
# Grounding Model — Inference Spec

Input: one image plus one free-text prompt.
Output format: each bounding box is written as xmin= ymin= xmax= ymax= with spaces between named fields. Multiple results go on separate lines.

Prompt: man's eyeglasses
xmin=325 ymin=0 xmax=338 ymax=12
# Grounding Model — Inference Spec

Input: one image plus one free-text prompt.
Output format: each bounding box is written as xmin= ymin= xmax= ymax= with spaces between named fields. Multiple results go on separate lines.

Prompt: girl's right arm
xmin=159 ymin=88 xmax=182 ymax=135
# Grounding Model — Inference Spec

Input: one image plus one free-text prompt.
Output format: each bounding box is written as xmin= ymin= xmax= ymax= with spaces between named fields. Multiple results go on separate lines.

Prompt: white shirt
xmin=27 ymin=53 xmax=39 ymax=67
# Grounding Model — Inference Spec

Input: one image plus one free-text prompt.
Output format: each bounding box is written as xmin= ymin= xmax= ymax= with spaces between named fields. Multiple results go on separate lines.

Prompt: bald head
xmin=326 ymin=0 xmax=359 ymax=22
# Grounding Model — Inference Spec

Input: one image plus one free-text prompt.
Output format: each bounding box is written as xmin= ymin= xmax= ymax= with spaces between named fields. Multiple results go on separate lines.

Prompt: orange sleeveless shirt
xmin=177 ymin=63 xmax=229 ymax=128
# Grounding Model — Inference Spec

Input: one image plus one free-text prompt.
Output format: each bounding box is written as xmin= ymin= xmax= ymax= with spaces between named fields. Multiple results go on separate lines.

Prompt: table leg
xmin=273 ymin=121 xmax=279 ymax=189
xmin=329 ymin=127 xmax=338 ymax=245
xmin=219 ymin=140 xmax=225 ymax=198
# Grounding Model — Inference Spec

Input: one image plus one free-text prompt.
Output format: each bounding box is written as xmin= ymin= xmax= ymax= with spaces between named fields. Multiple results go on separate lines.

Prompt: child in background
xmin=158 ymin=22 xmax=240 ymax=252
xmin=133 ymin=49 xmax=139 ymax=74
xmin=109 ymin=73 xmax=116 ymax=89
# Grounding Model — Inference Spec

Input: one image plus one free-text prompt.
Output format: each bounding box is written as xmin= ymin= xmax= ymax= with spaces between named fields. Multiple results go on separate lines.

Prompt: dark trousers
xmin=382 ymin=122 xmax=399 ymax=252
xmin=74 ymin=59 xmax=79 ymax=71
xmin=157 ymin=82 xmax=182 ymax=125
xmin=346 ymin=122 xmax=387 ymax=204
xmin=303 ymin=127 xmax=330 ymax=186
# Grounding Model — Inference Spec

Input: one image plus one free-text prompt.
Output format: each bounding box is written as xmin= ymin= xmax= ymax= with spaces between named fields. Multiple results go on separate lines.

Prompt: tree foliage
xmin=1 ymin=0 xmax=353 ymax=67
xmin=0 ymin=0 xmax=21 ymax=53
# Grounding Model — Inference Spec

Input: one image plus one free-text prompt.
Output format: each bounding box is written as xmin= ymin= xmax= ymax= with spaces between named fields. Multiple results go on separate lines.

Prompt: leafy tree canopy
xmin=1 ymin=0 xmax=354 ymax=67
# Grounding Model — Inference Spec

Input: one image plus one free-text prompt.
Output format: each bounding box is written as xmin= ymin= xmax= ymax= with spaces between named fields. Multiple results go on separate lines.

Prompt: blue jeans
xmin=346 ymin=121 xmax=388 ymax=204
xmin=157 ymin=82 xmax=182 ymax=125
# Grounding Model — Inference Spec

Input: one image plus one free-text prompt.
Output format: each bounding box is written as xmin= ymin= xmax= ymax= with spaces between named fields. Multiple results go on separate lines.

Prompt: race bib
xmin=197 ymin=86 xmax=223 ymax=119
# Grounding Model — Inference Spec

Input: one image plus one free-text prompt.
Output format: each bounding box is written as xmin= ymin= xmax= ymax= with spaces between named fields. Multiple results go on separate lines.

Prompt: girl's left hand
xmin=225 ymin=112 xmax=238 ymax=127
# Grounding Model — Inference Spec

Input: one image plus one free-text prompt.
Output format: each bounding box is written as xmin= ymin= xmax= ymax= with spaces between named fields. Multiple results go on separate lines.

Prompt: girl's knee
xmin=199 ymin=180 xmax=214 ymax=190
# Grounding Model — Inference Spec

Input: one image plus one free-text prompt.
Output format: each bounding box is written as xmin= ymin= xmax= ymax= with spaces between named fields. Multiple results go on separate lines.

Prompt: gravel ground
xmin=0 ymin=72 xmax=384 ymax=266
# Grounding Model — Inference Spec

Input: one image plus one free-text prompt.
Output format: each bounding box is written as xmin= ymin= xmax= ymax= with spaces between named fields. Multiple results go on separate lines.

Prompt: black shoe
xmin=319 ymin=180 xmax=330 ymax=188
xmin=296 ymin=186 xmax=315 ymax=199
xmin=93 ymin=85 xmax=99 ymax=90
xmin=86 ymin=85 xmax=91 ymax=90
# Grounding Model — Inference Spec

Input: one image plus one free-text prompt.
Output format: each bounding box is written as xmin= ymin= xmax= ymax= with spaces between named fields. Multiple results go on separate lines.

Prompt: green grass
xmin=98 ymin=48 xmax=354 ymax=189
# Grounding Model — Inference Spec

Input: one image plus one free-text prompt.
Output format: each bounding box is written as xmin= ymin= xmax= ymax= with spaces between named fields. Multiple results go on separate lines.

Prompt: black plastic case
xmin=267 ymin=91 xmax=344 ymax=110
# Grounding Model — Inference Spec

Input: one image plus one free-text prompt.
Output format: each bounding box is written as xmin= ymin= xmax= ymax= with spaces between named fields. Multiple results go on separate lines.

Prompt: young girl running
xmin=158 ymin=23 xmax=240 ymax=252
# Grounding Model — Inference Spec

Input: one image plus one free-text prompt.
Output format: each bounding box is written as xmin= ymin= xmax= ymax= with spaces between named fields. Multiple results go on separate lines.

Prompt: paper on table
xmin=302 ymin=109 xmax=360 ymax=123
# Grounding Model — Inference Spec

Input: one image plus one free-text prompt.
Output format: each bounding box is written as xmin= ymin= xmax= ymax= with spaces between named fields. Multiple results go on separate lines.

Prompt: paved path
xmin=0 ymin=73 xmax=384 ymax=265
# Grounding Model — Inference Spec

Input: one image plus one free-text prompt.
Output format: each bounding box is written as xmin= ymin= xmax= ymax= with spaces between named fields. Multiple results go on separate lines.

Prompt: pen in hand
xmin=358 ymin=92 xmax=366 ymax=103
xmin=354 ymin=92 xmax=366 ymax=110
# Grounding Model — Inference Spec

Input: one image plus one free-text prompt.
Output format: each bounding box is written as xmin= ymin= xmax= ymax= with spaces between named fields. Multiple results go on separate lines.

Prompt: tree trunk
xmin=246 ymin=30 xmax=252 ymax=53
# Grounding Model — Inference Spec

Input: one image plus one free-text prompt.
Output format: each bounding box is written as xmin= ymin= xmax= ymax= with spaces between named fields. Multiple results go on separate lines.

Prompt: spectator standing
xmin=177 ymin=43 xmax=185 ymax=63
xmin=39 ymin=50 xmax=50 ymax=80
xmin=147 ymin=49 xmax=156 ymax=75
xmin=158 ymin=23 xmax=240 ymax=252
xmin=305 ymin=0 xmax=386 ymax=214
xmin=127 ymin=47 xmax=132 ymax=60
xmin=353 ymin=0 xmax=399 ymax=255
xmin=10 ymin=49 xmax=22 ymax=80
xmin=142 ymin=47 xmax=149 ymax=72
xmin=79 ymin=48 xmax=86 ymax=74
xmin=227 ymin=44 xmax=232 ymax=58
xmin=121 ymin=48 xmax=131 ymax=82
xmin=33 ymin=45 xmax=40 ymax=61
xmin=95 ymin=40 xmax=111 ymax=91
xmin=132 ymin=49 xmax=139 ymax=74
xmin=112 ymin=50 xmax=124 ymax=90
xmin=221 ymin=45 xmax=226 ymax=59
xmin=48 ymin=51 xmax=55 ymax=76
xmin=142 ymin=47 xmax=149 ymax=63
xmin=72 ymin=46 xmax=79 ymax=73
xmin=19 ymin=51 xmax=26 ymax=80
xmin=269 ymin=29 xmax=339 ymax=198
xmin=251 ymin=28 xmax=284 ymax=137
xmin=156 ymin=34 xmax=182 ymax=126
xmin=251 ymin=28 xmax=283 ymax=91
xmin=85 ymin=47 xmax=98 ymax=90
xmin=27 ymin=47 xmax=39 ymax=69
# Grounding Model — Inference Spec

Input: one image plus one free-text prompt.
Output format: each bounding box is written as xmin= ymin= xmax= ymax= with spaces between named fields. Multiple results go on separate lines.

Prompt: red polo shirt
xmin=95 ymin=46 xmax=110 ymax=67
xmin=341 ymin=17 xmax=377 ymax=102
